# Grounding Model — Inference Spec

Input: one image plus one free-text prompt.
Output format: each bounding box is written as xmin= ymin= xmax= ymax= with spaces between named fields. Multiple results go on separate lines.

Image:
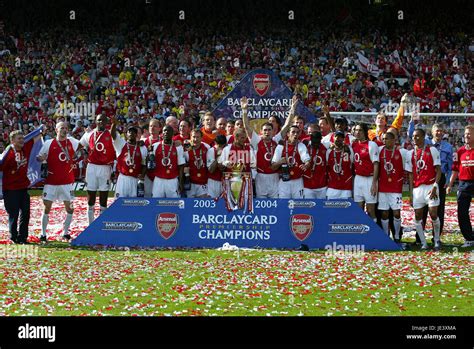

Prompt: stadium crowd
xmin=0 ymin=1 xmax=473 ymax=154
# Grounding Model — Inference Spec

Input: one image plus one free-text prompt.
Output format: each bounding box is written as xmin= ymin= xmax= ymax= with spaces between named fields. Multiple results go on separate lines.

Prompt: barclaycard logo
xmin=156 ymin=200 xmax=185 ymax=209
xmin=122 ymin=199 xmax=150 ymax=206
xmin=323 ymin=201 xmax=352 ymax=208
xmin=288 ymin=200 xmax=316 ymax=209
xmin=329 ymin=224 xmax=370 ymax=234
xmin=102 ymin=222 xmax=143 ymax=231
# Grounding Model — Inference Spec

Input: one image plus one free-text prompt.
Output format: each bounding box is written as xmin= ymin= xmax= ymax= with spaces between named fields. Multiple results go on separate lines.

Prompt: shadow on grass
xmin=38 ymin=242 xmax=214 ymax=254
xmin=36 ymin=241 xmax=474 ymax=255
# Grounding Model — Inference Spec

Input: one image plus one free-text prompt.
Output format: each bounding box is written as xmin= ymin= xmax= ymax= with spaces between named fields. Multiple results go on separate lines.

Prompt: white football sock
xmin=41 ymin=213 xmax=49 ymax=237
xmin=63 ymin=213 xmax=73 ymax=235
xmin=415 ymin=220 xmax=427 ymax=245
xmin=88 ymin=205 xmax=95 ymax=224
xmin=381 ymin=219 xmax=389 ymax=235
xmin=432 ymin=217 xmax=441 ymax=242
xmin=394 ymin=217 xmax=401 ymax=240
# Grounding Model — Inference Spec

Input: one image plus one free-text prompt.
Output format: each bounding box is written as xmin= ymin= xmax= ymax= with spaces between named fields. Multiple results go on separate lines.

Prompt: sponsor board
xmin=329 ymin=224 xmax=370 ymax=234
xmin=323 ymin=201 xmax=351 ymax=208
xmin=73 ymin=198 xmax=400 ymax=250
xmin=156 ymin=213 xmax=179 ymax=239
xmin=288 ymin=200 xmax=316 ymax=209
xmin=156 ymin=200 xmax=185 ymax=209
xmin=290 ymin=214 xmax=314 ymax=241
xmin=102 ymin=222 xmax=143 ymax=231
xmin=212 ymin=69 xmax=316 ymax=131
xmin=122 ymin=199 xmax=150 ymax=206
xmin=253 ymin=73 xmax=270 ymax=96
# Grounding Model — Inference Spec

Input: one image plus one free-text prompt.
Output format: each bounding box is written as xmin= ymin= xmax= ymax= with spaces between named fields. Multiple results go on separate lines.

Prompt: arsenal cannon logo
xmin=290 ymin=214 xmax=314 ymax=241
xmin=253 ymin=73 xmax=270 ymax=97
xmin=156 ymin=213 xmax=179 ymax=239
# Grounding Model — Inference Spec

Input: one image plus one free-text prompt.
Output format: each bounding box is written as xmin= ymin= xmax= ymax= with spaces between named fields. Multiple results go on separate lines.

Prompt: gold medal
xmin=166 ymin=169 xmax=170 ymax=174
xmin=290 ymin=171 xmax=294 ymax=176
xmin=11 ymin=170 xmax=15 ymax=175
xmin=197 ymin=173 xmax=201 ymax=177
xmin=129 ymin=168 xmax=134 ymax=173
xmin=388 ymin=177 xmax=392 ymax=182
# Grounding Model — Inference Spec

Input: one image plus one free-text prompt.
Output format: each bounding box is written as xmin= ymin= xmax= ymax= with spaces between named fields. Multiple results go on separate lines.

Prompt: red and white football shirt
xmin=452 ymin=146 xmax=474 ymax=181
xmin=80 ymin=129 xmax=116 ymax=165
xmin=406 ymin=146 xmax=440 ymax=187
xmin=149 ymin=141 xmax=185 ymax=179
xmin=378 ymin=145 xmax=410 ymax=193
xmin=39 ymin=137 xmax=80 ymax=185
xmin=1 ymin=141 xmax=34 ymax=190
xmin=250 ymin=132 xmax=278 ymax=175
xmin=303 ymin=142 xmax=328 ymax=189
xmin=352 ymin=140 xmax=379 ymax=177
xmin=184 ymin=143 xmax=210 ymax=185
xmin=272 ymin=142 xmax=310 ymax=180
xmin=326 ymin=147 xmax=354 ymax=190
xmin=113 ymin=136 xmax=147 ymax=178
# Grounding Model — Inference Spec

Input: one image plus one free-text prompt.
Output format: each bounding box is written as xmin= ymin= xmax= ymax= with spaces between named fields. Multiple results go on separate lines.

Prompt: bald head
xmin=56 ymin=121 xmax=69 ymax=140
xmin=56 ymin=121 xmax=68 ymax=131
xmin=95 ymin=114 xmax=107 ymax=131
xmin=216 ymin=117 xmax=227 ymax=131
xmin=166 ymin=116 xmax=179 ymax=133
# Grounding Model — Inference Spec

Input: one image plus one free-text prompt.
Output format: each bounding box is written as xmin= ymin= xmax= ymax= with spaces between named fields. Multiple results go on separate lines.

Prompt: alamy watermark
xmin=324 ymin=242 xmax=365 ymax=259
xmin=55 ymin=101 xmax=98 ymax=117
xmin=379 ymin=101 xmax=420 ymax=115
xmin=0 ymin=245 xmax=39 ymax=261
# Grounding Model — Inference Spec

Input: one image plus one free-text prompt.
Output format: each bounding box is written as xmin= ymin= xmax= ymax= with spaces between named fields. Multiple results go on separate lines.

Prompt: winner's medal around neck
xmin=285 ymin=141 xmax=298 ymax=168
xmin=161 ymin=141 xmax=173 ymax=167
xmin=263 ymin=139 xmax=274 ymax=162
xmin=414 ymin=145 xmax=426 ymax=174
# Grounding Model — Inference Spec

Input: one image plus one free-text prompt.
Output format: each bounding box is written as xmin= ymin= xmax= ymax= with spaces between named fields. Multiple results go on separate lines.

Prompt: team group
xmin=2 ymin=95 xmax=473 ymax=248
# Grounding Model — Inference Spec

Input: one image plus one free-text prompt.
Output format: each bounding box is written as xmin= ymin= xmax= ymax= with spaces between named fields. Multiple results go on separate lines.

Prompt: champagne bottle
xmin=137 ymin=179 xmax=145 ymax=197
xmin=40 ymin=162 xmax=48 ymax=179
xmin=281 ymin=163 xmax=290 ymax=182
xmin=146 ymin=153 xmax=156 ymax=170
xmin=183 ymin=172 xmax=191 ymax=191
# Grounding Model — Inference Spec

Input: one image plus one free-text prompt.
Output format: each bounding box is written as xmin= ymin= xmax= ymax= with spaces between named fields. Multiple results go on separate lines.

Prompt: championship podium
xmin=72 ymin=196 xmax=401 ymax=251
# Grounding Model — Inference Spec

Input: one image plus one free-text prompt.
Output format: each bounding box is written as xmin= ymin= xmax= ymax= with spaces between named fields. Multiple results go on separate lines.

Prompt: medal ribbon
xmin=383 ymin=146 xmax=395 ymax=176
xmin=126 ymin=142 xmax=138 ymax=168
xmin=413 ymin=145 xmax=426 ymax=175
xmin=285 ymin=141 xmax=298 ymax=167
xmin=309 ymin=144 xmax=320 ymax=173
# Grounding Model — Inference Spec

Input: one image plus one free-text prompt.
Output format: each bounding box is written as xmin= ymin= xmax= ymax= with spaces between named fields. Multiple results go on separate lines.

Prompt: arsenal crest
xmin=253 ymin=74 xmax=270 ymax=97
xmin=156 ymin=213 xmax=179 ymax=239
xmin=290 ymin=214 xmax=314 ymax=241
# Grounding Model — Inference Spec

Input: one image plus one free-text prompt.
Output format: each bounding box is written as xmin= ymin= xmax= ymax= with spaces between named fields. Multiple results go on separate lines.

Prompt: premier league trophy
xmin=223 ymin=160 xmax=254 ymax=213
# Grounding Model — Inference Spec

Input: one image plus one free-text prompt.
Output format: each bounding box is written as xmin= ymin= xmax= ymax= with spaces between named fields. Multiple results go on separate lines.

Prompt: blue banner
xmin=72 ymin=198 xmax=401 ymax=251
xmin=212 ymin=69 xmax=316 ymax=131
